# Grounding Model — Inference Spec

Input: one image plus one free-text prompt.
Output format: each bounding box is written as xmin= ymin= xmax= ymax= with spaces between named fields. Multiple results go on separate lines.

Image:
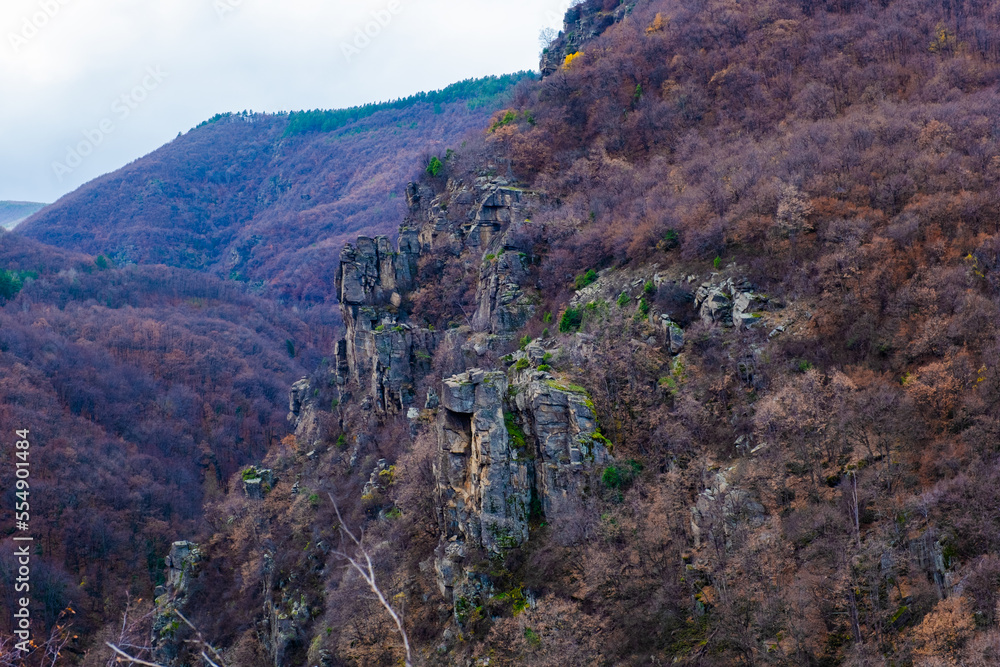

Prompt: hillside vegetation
xmin=18 ymin=74 xmax=533 ymax=305
xmin=7 ymin=0 xmax=1000 ymax=665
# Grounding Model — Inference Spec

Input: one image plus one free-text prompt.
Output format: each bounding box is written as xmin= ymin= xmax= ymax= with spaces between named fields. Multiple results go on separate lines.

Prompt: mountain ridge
xmin=18 ymin=72 xmax=534 ymax=305
xmin=0 ymin=200 xmax=47 ymax=229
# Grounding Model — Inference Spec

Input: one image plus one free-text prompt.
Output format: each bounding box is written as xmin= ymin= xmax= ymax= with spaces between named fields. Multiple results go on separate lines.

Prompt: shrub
xmin=601 ymin=460 xmax=643 ymax=491
xmin=515 ymin=358 xmax=530 ymax=371
xmin=643 ymin=281 xmax=656 ymax=296
xmin=661 ymin=229 xmax=680 ymax=250
xmin=559 ymin=308 xmax=583 ymax=333
xmin=617 ymin=292 xmax=631 ymax=308
xmin=426 ymin=156 xmax=443 ymax=177
xmin=0 ymin=270 xmax=22 ymax=301
xmin=538 ymin=364 xmax=551 ymax=372
xmin=519 ymin=335 xmax=532 ymax=350
xmin=574 ymin=269 xmax=598 ymax=290
xmin=504 ymin=412 xmax=528 ymax=450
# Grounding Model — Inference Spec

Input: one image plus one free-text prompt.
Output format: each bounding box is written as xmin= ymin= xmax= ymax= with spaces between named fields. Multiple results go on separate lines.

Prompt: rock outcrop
xmin=151 ymin=541 xmax=202 ymax=665
xmin=336 ymin=231 xmax=434 ymax=415
xmin=434 ymin=368 xmax=612 ymax=607
xmin=695 ymin=277 xmax=768 ymax=329
xmin=287 ymin=377 xmax=324 ymax=452
xmin=242 ymin=466 xmax=276 ymax=499
xmin=336 ymin=178 xmax=538 ymax=415
xmin=474 ymin=249 xmax=535 ymax=333
xmin=689 ymin=471 xmax=767 ymax=550
xmin=540 ymin=1 xmax=634 ymax=77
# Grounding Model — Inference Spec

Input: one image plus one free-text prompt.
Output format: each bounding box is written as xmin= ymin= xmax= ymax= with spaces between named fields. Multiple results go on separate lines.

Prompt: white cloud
xmin=0 ymin=0 xmax=575 ymax=203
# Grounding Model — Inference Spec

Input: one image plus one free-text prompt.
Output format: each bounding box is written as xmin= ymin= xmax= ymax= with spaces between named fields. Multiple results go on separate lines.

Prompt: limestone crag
xmin=151 ymin=541 xmax=202 ymax=665
xmin=695 ymin=276 xmax=768 ymax=329
xmin=288 ymin=377 xmax=324 ymax=452
xmin=512 ymin=376 xmax=612 ymax=526
xmin=436 ymin=369 xmax=529 ymax=556
xmin=336 ymin=178 xmax=539 ymax=413
xmin=689 ymin=470 xmax=767 ymax=550
xmin=474 ymin=247 xmax=535 ymax=333
xmin=433 ymin=368 xmax=612 ymax=606
xmin=337 ymin=232 xmax=436 ymax=414
xmin=658 ymin=315 xmax=686 ymax=354
xmin=540 ymin=1 xmax=635 ymax=77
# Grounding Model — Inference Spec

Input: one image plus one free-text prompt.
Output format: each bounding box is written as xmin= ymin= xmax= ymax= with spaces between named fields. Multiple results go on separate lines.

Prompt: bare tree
xmin=329 ymin=493 xmax=413 ymax=667
xmin=0 ymin=607 xmax=75 ymax=667
xmin=107 ymin=609 xmax=226 ymax=667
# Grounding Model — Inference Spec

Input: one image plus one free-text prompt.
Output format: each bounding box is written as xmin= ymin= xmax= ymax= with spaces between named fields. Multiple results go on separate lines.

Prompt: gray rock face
xmin=287 ymin=377 xmax=324 ymax=451
xmin=151 ymin=541 xmax=202 ymax=665
xmin=694 ymin=277 xmax=766 ymax=328
xmin=690 ymin=471 xmax=767 ymax=550
xmin=474 ymin=249 xmax=536 ymax=334
xmin=540 ymin=2 xmax=634 ymax=77
xmin=337 ymin=179 xmax=538 ymax=413
xmin=511 ymin=378 xmax=612 ymax=527
xmin=436 ymin=370 xmax=529 ymax=557
xmin=434 ymin=369 xmax=612 ymax=603
xmin=659 ymin=315 xmax=686 ymax=354
xmin=337 ymin=233 xmax=438 ymax=414
xmin=699 ymin=288 xmax=733 ymax=325
xmin=336 ymin=233 xmax=418 ymax=306
xmin=242 ymin=467 xmax=276 ymax=499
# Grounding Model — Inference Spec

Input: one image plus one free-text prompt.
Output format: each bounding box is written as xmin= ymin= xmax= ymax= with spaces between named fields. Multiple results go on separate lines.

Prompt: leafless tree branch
xmin=328 ymin=493 xmax=413 ymax=667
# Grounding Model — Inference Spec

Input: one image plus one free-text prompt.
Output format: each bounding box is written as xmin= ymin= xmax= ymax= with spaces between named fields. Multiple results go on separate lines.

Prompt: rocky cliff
xmin=433 ymin=367 xmax=612 ymax=611
xmin=335 ymin=178 xmax=539 ymax=416
xmin=333 ymin=175 xmax=615 ymax=619
xmin=540 ymin=0 xmax=634 ymax=77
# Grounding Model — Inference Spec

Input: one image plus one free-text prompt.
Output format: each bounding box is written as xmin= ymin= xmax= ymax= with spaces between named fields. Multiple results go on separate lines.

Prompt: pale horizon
xmin=1 ymin=0 xmax=576 ymax=204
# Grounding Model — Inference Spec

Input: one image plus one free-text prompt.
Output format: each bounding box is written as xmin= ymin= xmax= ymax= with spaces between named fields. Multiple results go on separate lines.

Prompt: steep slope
xmin=141 ymin=0 xmax=1000 ymax=666
xmin=18 ymin=74 xmax=533 ymax=305
xmin=11 ymin=0 xmax=1000 ymax=665
xmin=0 ymin=232 xmax=326 ymax=655
xmin=0 ymin=201 xmax=46 ymax=229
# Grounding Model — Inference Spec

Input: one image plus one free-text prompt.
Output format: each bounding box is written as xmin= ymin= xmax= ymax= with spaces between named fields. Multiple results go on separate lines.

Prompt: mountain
xmin=0 ymin=201 xmax=46 ymax=229
xmin=18 ymin=74 xmax=533 ymax=305
xmin=7 ymin=0 xmax=1000 ymax=665
xmin=0 ymin=231 xmax=328 ymax=649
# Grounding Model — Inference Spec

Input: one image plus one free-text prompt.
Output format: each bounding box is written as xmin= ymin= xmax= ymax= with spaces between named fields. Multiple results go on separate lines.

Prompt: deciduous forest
xmin=6 ymin=0 xmax=1000 ymax=665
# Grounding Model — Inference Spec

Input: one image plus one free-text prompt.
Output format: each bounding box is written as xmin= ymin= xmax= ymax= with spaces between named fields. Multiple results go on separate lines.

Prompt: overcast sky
xmin=0 ymin=0 xmax=576 ymax=204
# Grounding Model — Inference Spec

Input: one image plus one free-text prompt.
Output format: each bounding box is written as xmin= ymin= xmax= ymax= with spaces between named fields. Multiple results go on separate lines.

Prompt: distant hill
xmin=0 ymin=200 xmax=46 ymax=229
xmin=19 ymin=73 xmax=534 ymax=304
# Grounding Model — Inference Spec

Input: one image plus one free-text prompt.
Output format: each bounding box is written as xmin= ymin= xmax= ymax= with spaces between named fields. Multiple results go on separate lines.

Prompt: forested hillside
xmin=18 ymin=74 xmax=532 ymax=305
xmin=0 ymin=231 xmax=328 ymax=653
xmin=7 ymin=0 xmax=1000 ymax=665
